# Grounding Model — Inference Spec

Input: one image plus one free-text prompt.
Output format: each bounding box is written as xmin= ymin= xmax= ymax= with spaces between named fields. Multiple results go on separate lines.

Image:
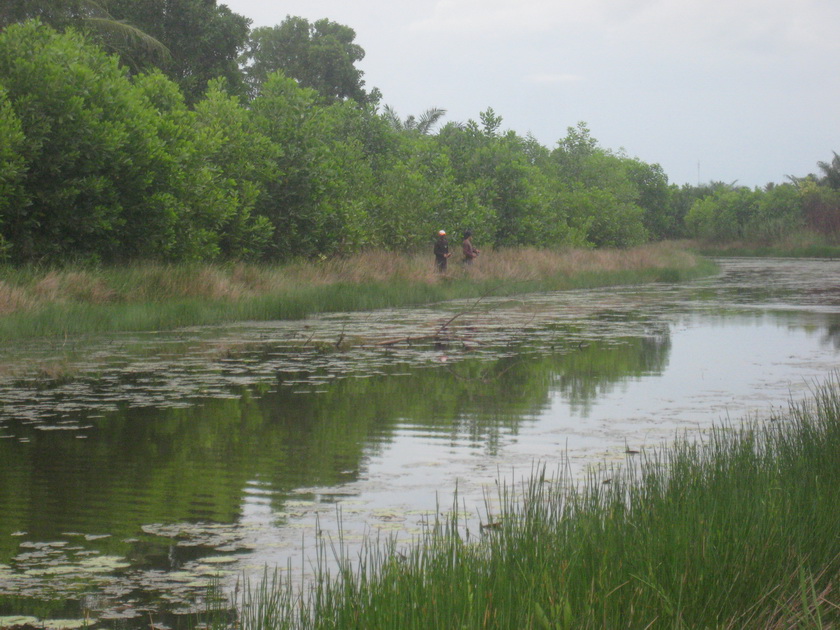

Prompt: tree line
xmin=0 ymin=4 xmax=838 ymax=265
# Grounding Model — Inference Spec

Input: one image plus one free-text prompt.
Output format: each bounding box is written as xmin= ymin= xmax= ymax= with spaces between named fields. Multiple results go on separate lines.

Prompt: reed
xmin=0 ymin=243 xmax=713 ymax=339
xmin=224 ymin=376 xmax=840 ymax=629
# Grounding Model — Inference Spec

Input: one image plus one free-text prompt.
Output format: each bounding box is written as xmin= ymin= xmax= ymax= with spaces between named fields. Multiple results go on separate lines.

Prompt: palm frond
xmin=382 ymin=105 xmax=447 ymax=134
xmin=84 ymin=17 xmax=170 ymax=63
xmin=382 ymin=104 xmax=404 ymax=131
xmin=416 ymin=107 xmax=446 ymax=134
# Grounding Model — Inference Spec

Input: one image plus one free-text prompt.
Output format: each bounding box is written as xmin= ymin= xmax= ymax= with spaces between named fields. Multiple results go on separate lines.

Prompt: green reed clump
xmin=226 ymin=377 xmax=840 ymax=629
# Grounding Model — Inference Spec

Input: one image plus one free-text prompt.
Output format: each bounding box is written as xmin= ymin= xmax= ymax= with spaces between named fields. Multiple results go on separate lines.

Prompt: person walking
xmin=434 ymin=230 xmax=451 ymax=273
xmin=462 ymin=230 xmax=479 ymax=265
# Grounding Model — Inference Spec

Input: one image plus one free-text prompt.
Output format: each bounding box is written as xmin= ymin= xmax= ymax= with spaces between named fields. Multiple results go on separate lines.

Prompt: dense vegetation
xmin=1 ymin=5 xmax=838 ymax=266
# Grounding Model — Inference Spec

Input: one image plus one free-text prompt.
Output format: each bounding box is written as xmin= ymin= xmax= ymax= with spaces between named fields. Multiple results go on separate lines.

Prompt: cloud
xmin=411 ymin=0 xmax=840 ymax=56
xmin=410 ymin=0 xmax=603 ymax=35
xmin=524 ymin=73 xmax=584 ymax=84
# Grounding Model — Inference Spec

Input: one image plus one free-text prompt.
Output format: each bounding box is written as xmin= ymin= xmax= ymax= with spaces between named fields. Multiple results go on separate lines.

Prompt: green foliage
xmin=747 ymin=183 xmax=804 ymax=242
xmin=2 ymin=13 xmax=836 ymax=264
xmin=561 ymin=186 xmax=647 ymax=248
xmin=0 ymin=23 xmax=272 ymax=264
xmin=0 ymin=85 xmax=26 ymax=261
xmin=437 ymin=114 xmax=580 ymax=248
xmin=106 ymin=0 xmax=251 ymax=102
xmin=368 ymin=135 xmax=491 ymax=249
xmin=0 ymin=0 xmax=85 ymax=30
xmin=626 ymin=160 xmax=675 ymax=239
xmin=0 ymin=0 xmax=171 ymax=70
xmin=0 ymin=21 xmax=176 ymax=262
xmin=817 ymin=151 xmax=840 ymax=190
xmin=685 ymin=187 xmax=762 ymax=242
xmin=243 ymin=17 xmax=368 ymax=103
xmin=798 ymin=179 xmax=840 ymax=237
xmin=191 ymin=79 xmax=276 ymax=259
xmin=249 ymin=72 xmax=374 ymax=259
xmin=382 ymin=105 xmax=447 ymax=134
xmin=550 ymin=123 xmax=649 ymax=247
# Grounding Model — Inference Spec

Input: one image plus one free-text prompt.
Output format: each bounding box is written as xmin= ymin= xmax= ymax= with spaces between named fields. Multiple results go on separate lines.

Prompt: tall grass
xmin=225 ymin=377 xmax=840 ymax=629
xmin=687 ymin=231 xmax=840 ymax=258
xmin=0 ymin=243 xmax=714 ymax=339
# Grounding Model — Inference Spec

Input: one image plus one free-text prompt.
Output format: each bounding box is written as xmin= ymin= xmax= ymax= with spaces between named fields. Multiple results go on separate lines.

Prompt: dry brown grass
xmin=450 ymin=242 xmax=695 ymax=281
xmin=0 ymin=243 xmax=699 ymax=317
xmin=0 ymin=280 xmax=32 ymax=314
xmin=284 ymin=251 xmax=438 ymax=285
xmin=23 ymin=270 xmax=117 ymax=305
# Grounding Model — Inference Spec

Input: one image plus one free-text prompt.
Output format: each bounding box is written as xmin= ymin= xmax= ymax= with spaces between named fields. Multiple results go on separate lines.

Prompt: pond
xmin=1 ymin=257 xmax=840 ymax=626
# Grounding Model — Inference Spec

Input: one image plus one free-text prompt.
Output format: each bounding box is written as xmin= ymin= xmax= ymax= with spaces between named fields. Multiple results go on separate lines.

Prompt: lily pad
xmin=42 ymin=619 xmax=91 ymax=630
xmin=0 ymin=616 xmax=39 ymax=627
xmin=77 ymin=555 xmax=131 ymax=573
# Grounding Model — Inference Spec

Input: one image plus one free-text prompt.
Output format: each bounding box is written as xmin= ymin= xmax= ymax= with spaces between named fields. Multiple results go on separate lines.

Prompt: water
xmin=1 ymin=257 xmax=840 ymax=626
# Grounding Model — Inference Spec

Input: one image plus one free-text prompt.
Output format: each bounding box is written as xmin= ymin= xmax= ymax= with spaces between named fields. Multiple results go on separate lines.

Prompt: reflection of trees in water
xmin=0 ymin=329 xmax=672 ymax=570
xmin=821 ymin=322 xmax=840 ymax=350
xmin=551 ymin=335 xmax=672 ymax=415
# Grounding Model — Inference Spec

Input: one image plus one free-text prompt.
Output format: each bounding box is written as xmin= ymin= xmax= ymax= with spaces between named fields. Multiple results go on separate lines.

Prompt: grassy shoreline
xmin=0 ymin=243 xmax=715 ymax=339
xmin=686 ymin=237 xmax=840 ymax=258
xmin=216 ymin=376 xmax=840 ymax=629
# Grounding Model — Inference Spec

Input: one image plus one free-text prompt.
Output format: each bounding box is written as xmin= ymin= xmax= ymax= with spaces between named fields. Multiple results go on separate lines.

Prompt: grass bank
xmin=218 ymin=376 xmax=840 ymax=629
xmin=686 ymin=233 xmax=840 ymax=258
xmin=0 ymin=243 xmax=714 ymax=339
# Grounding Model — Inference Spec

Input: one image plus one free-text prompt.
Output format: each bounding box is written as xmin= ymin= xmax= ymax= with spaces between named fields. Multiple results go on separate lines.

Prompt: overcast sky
xmin=221 ymin=0 xmax=840 ymax=188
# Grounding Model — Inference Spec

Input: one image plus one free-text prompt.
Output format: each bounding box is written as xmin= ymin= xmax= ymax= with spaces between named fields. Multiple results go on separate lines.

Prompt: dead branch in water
xmin=374 ymin=294 xmax=495 ymax=347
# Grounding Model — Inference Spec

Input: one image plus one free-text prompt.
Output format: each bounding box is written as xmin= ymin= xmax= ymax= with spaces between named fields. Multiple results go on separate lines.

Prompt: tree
xmin=0 ymin=21 xmax=167 ymax=262
xmin=548 ymin=124 xmax=649 ymax=247
xmin=798 ymin=180 xmax=840 ymax=236
xmin=437 ymin=111 xmax=578 ymax=248
xmin=242 ymin=16 xmax=368 ymax=103
xmin=187 ymin=79 xmax=278 ymax=259
xmin=1 ymin=0 xmax=83 ymax=29
xmin=0 ymin=1 xmax=169 ymax=66
xmin=249 ymin=72 xmax=375 ymax=259
xmin=0 ymin=85 xmax=27 ymax=260
xmin=685 ymin=187 xmax=761 ymax=241
xmin=367 ymin=133 xmax=490 ymax=249
xmin=748 ymin=183 xmax=803 ymax=242
xmin=106 ymin=0 xmax=251 ymax=102
xmin=553 ymin=121 xmax=598 ymax=181
xmin=625 ymin=160 xmax=675 ymax=239
xmin=0 ymin=21 xmax=268 ymax=263
xmin=817 ymin=151 xmax=840 ymax=190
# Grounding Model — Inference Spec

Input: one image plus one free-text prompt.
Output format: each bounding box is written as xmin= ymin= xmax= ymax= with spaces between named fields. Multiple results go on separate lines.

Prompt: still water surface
xmin=1 ymin=257 xmax=840 ymax=624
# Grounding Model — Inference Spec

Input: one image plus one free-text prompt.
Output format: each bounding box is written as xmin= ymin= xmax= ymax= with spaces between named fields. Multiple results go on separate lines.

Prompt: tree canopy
xmin=0 ymin=17 xmax=837 ymax=265
xmin=106 ymin=0 xmax=251 ymax=102
xmin=242 ymin=16 xmax=368 ymax=103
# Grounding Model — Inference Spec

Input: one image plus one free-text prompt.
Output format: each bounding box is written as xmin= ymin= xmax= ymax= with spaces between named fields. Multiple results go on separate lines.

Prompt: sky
xmin=220 ymin=0 xmax=840 ymax=188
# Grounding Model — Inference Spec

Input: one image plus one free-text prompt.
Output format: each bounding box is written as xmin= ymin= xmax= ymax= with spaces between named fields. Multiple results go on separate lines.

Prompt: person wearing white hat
xmin=434 ymin=230 xmax=451 ymax=272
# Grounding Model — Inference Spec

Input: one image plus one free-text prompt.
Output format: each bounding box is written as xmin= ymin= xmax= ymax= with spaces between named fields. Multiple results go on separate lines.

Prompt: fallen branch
xmin=375 ymin=334 xmax=442 ymax=347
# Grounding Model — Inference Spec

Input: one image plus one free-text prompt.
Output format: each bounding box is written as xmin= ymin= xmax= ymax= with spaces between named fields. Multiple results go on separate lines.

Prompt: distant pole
xmin=697 ymin=161 xmax=701 ymax=186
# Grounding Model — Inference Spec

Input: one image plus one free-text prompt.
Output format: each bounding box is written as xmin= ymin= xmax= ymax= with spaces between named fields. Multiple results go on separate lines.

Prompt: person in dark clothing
xmin=462 ymin=230 xmax=479 ymax=264
xmin=434 ymin=230 xmax=451 ymax=272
